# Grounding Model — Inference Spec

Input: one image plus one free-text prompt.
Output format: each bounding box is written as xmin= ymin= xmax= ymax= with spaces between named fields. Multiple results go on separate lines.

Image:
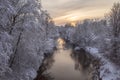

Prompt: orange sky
xmin=42 ymin=0 xmax=119 ymax=25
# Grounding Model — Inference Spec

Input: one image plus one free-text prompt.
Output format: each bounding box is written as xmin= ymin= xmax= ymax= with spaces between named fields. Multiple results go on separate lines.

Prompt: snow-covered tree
xmin=0 ymin=0 xmax=58 ymax=80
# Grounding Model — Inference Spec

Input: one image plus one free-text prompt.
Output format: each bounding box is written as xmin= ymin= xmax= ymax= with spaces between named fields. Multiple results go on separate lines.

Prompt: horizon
xmin=42 ymin=0 xmax=119 ymax=25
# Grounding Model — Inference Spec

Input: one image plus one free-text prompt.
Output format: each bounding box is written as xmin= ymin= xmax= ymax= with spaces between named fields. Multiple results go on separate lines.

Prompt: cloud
xmin=42 ymin=0 xmax=119 ymax=25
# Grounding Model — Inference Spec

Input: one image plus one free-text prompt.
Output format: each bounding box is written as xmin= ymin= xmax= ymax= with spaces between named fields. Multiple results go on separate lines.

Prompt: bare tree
xmin=110 ymin=3 xmax=120 ymax=57
xmin=110 ymin=3 xmax=120 ymax=37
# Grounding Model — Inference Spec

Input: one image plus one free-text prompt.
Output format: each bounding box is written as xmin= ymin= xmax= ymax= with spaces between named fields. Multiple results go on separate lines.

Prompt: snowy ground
xmin=86 ymin=47 xmax=120 ymax=80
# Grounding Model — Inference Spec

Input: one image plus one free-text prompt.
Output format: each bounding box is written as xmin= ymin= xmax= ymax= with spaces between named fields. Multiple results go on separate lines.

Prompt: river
xmin=35 ymin=38 xmax=100 ymax=80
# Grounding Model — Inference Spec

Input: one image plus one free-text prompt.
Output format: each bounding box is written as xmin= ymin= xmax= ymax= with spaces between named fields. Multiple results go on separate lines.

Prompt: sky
xmin=42 ymin=0 xmax=119 ymax=25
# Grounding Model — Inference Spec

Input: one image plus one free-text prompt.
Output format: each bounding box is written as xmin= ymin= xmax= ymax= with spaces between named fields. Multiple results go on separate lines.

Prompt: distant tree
xmin=65 ymin=23 xmax=74 ymax=27
xmin=110 ymin=3 xmax=120 ymax=37
xmin=109 ymin=3 xmax=120 ymax=56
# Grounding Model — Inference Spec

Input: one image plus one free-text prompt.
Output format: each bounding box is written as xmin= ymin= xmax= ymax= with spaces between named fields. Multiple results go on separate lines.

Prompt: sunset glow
xmin=67 ymin=16 xmax=79 ymax=22
xmin=42 ymin=0 xmax=119 ymax=25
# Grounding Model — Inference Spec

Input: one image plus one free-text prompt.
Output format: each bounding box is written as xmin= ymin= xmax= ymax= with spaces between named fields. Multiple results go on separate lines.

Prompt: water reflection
xmin=57 ymin=38 xmax=65 ymax=49
xmin=34 ymin=54 xmax=54 ymax=80
xmin=47 ymin=49 xmax=83 ymax=80
xmin=71 ymin=48 xmax=92 ymax=69
xmin=71 ymin=48 xmax=96 ymax=80
xmin=35 ymin=47 xmax=100 ymax=80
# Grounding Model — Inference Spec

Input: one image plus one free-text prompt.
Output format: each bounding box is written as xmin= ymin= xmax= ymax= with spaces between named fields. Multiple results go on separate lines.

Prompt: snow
xmin=86 ymin=47 xmax=99 ymax=54
xmin=0 ymin=0 xmax=119 ymax=80
xmin=86 ymin=47 xmax=120 ymax=80
xmin=0 ymin=0 xmax=58 ymax=80
xmin=74 ymin=47 xmax=81 ymax=51
xmin=100 ymin=59 xmax=120 ymax=80
xmin=25 ymin=68 xmax=37 ymax=80
xmin=0 ymin=32 xmax=13 ymax=76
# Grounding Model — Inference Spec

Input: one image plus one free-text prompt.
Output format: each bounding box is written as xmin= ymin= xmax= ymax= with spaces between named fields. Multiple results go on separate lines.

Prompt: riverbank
xmin=64 ymin=37 xmax=120 ymax=80
xmin=35 ymin=42 xmax=101 ymax=80
xmin=86 ymin=47 xmax=120 ymax=80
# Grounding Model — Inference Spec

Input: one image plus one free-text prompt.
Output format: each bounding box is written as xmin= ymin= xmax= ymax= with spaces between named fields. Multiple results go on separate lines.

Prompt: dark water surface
xmin=35 ymin=48 xmax=99 ymax=80
xmin=35 ymin=38 xmax=100 ymax=80
xmin=46 ymin=49 xmax=83 ymax=80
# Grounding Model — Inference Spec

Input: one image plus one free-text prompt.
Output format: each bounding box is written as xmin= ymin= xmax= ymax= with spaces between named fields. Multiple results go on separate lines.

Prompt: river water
xmin=46 ymin=49 xmax=83 ymax=80
xmin=35 ymin=38 xmax=100 ymax=80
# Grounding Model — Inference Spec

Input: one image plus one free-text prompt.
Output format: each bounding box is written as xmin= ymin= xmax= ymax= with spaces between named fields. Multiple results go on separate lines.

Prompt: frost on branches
xmin=0 ymin=0 xmax=58 ymax=80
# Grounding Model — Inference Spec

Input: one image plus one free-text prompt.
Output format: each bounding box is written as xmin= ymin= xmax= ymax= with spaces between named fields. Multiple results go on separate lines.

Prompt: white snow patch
xmin=74 ymin=47 xmax=81 ymax=51
xmin=86 ymin=47 xmax=120 ymax=80
xmin=25 ymin=68 xmax=37 ymax=80
xmin=86 ymin=47 xmax=99 ymax=55
xmin=100 ymin=58 xmax=120 ymax=80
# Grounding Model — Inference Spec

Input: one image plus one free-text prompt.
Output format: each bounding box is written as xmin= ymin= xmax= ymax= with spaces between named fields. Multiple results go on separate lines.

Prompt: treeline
xmin=58 ymin=3 xmax=120 ymax=65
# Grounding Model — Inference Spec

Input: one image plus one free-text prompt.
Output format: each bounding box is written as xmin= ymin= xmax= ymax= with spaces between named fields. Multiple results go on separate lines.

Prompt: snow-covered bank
xmin=86 ymin=47 xmax=120 ymax=80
